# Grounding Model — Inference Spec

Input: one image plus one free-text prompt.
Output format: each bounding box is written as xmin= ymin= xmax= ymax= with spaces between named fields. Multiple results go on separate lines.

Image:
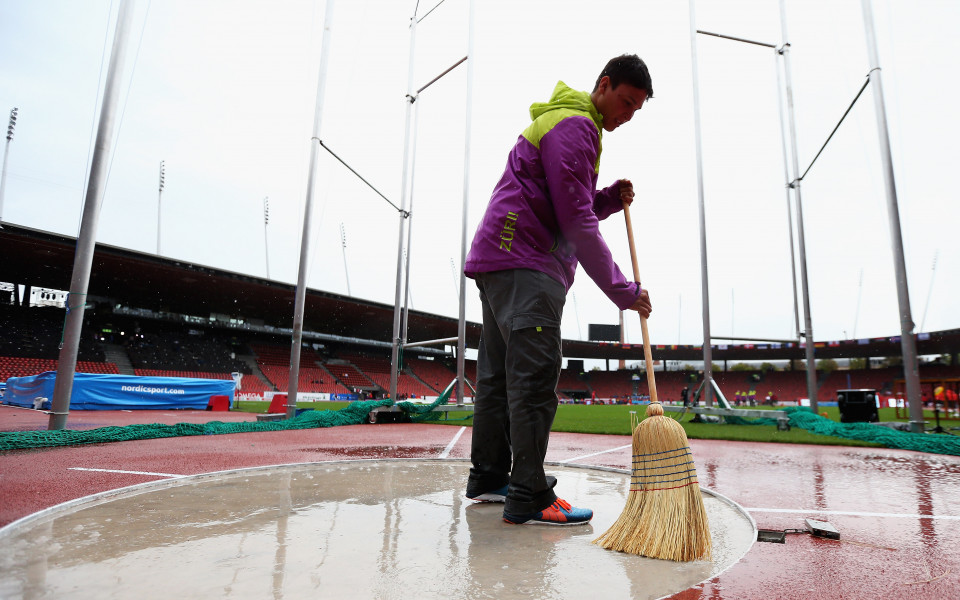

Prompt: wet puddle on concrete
xmin=0 ymin=460 xmax=755 ymax=599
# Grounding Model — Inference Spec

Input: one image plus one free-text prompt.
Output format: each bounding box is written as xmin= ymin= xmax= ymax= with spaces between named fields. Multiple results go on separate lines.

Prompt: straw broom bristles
xmin=593 ymin=401 xmax=712 ymax=561
xmin=601 ymin=202 xmax=712 ymax=560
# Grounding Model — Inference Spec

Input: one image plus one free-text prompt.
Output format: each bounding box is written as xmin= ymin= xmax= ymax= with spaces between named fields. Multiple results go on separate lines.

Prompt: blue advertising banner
xmin=3 ymin=372 xmax=236 ymax=410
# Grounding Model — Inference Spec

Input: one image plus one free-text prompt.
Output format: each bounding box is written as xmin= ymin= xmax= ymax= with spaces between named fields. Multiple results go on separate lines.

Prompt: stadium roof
xmin=0 ymin=223 xmax=475 ymax=348
xmin=2 ymin=222 xmax=958 ymax=364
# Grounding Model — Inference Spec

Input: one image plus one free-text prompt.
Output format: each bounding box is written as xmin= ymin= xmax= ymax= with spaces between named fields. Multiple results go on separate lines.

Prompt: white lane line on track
xmin=69 ymin=467 xmax=183 ymax=478
xmin=746 ymin=507 xmax=960 ymax=521
xmin=558 ymin=444 xmax=632 ymax=464
xmin=439 ymin=427 xmax=467 ymax=459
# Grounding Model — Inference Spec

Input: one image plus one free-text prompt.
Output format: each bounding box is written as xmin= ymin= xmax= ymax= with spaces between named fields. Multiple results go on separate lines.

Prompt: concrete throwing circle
xmin=0 ymin=460 xmax=755 ymax=599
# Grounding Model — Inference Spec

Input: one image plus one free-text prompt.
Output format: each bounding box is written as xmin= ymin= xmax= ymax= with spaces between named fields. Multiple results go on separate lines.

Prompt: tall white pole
xmin=689 ymin=0 xmax=714 ymax=405
xmin=618 ymin=309 xmax=625 ymax=370
xmin=287 ymin=0 xmax=335 ymax=419
xmin=779 ymin=0 xmax=819 ymax=412
xmin=861 ymin=0 xmax=923 ymax=431
xmin=0 ymin=139 xmax=10 ymax=222
xmin=677 ymin=294 xmax=682 ymax=345
xmin=263 ymin=196 xmax=270 ymax=279
xmin=340 ymin=222 xmax=351 ymax=295
xmin=450 ymin=257 xmax=459 ymax=300
xmin=919 ymin=252 xmax=937 ymax=333
xmin=49 ymin=0 xmax=136 ymax=430
xmin=853 ymin=268 xmax=864 ymax=338
xmin=156 ymin=160 xmax=165 ymax=255
xmin=0 ymin=107 xmax=18 ymax=222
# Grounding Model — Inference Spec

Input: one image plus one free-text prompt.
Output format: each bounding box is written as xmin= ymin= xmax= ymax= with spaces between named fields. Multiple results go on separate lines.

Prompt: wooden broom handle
xmin=622 ymin=201 xmax=658 ymax=403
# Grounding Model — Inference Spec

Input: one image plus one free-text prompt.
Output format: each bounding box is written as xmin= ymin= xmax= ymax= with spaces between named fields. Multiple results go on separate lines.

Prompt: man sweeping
xmin=463 ymin=54 xmax=654 ymax=525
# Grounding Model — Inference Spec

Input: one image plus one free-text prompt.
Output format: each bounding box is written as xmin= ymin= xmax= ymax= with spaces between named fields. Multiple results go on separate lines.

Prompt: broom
xmin=592 ymin=201 xmax=712 ymax=562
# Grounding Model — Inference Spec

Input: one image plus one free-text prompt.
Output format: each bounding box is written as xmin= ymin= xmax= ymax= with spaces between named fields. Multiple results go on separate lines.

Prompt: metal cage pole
xmin=49 ymin=0 xmax=136 ymax=430
xmin=779 ymin=0 xmax=819 ymax=412
xmin=391 ymin=1 xmax=474 ymax=406
xmin=389 ymin=8 xmax=418 ymax=402
xmin=400 ymin=98 xmax=421 ymax=375
xmin=774 ymin=54 xmax=802 ymax=341
xmin=455 ymin=0 xmax=476 ymax=406
xmin=287 ymin=0 xmax=335 ymax=419
xmin=688 ymin=0 xmax=714 ymax=405
xmin=861 ymin=0 xmax=923 ymax=431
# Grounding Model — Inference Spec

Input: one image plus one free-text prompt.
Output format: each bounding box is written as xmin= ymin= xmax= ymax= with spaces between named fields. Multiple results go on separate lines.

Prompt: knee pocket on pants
xmin=507 ymin=326 xmax=561 ymax=385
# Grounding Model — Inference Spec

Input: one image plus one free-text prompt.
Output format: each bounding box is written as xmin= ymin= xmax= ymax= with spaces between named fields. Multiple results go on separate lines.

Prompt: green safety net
xmin=785 ymin=408 xmax=960 ymax=456
xmin=396 ymin=400 xmax=445 ymax=422
xmin=396 ymin=381 xmax=473 ymax=423
xmin=0 ymin=385 xmax=475 ymax=451
xmin=704 ymin=406 xmax=960 ymax=456
xmin=0 ymin=398 xmax=394 ymax=451
xmin=721 ymin=414 xmax=781 ymax=426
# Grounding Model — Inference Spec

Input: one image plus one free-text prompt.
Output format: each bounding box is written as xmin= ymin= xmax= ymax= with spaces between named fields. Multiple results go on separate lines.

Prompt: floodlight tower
xmin=340 ymin=222 xmax=351 ymax=295
xmin=0 ymin=107 xmax=19 ymax=222
xmin=156 ymin=160 xmax=165 ymax=254
xmin=263 ymin=197 xmax=270 ymax=278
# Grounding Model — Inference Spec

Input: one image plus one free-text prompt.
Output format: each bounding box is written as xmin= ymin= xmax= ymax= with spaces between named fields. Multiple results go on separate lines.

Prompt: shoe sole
xmin=502 ymin=517 xmax=591 ymax=526
xmin=502 ymin=515 xmax=591 ymax=526
xmin=466 ymin=493 xmax=506 ymax=503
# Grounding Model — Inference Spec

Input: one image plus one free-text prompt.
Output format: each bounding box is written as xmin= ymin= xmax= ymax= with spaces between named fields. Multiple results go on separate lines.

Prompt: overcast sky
xmin=1 ymin=0 xmax=957 ymax=358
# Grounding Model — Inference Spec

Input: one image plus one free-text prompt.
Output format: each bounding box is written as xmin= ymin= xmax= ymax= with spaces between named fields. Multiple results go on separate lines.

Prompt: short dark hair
xmin=593 ymin=54 xmax=653 ymax=98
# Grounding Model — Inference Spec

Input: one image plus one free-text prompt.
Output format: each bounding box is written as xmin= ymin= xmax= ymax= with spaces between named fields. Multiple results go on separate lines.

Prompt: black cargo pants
xmin=466 ymin=269 xmax=566 ymax=515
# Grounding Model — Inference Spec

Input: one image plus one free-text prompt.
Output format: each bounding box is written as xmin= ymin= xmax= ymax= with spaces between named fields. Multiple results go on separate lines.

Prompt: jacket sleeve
xmin=593 ymin=180 xmax=623 ymax=221
xmin=541 ymin=117 xmax=640 ymax=310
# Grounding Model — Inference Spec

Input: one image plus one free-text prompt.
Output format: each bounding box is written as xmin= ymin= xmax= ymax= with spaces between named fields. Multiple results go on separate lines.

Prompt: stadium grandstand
xmin=1 ymin=222 xmax=959 ymax=407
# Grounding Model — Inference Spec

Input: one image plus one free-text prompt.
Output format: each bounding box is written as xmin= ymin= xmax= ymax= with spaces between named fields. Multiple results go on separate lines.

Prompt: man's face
xmin=593 ymin=76 xmax=648 ymax=132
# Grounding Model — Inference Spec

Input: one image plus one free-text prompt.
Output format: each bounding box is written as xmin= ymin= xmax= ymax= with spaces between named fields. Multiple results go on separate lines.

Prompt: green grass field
xmin=547 ymin=404 xmax=880 ymax=446
xmin=233 ymin=400 xmax=352 ymax=414
xmin=233 ymin=399 xmax=960 ymax=447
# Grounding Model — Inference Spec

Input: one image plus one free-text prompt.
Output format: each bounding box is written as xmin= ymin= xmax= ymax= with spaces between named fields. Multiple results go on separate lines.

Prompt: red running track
xmin=1 ymin=405 xmax=959 ymax=599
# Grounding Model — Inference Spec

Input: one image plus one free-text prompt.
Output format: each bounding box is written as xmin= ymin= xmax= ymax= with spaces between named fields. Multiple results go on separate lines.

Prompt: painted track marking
xmin=559 ymin=444 xmax=632 ymax=463
xmin=70 ymin=467 xmax=183 ymax=478
xmin=747 ymin=507 xmax=960 ymax=520
xmin=439 ymin=426 xmax=466 ymax=459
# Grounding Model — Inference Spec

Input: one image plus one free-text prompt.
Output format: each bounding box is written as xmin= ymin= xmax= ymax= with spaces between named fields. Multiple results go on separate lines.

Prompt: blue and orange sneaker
xmin=466 ymin=484 xmax=509 ymax=503
xmin=502 ymin=498 xmax=592 ymax=526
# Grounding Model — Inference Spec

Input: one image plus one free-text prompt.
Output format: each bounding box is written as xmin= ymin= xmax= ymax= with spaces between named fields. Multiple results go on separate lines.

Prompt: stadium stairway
xmin=238 ymin=355 xmax=277 ymax=391
xmin=101 ymin=344 xmax=135 ymax=375
xmin=816 ymin=369 xmax=832 ymax=402
xmin=406 ymin=368 xmax=437 ymax=394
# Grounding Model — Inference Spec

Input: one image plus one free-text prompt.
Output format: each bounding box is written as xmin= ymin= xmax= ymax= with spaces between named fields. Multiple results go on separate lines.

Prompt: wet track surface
xmin=0 ymin=461 xmax=756 ymax=600
xmin=1 ymin=406 xmax=959 ymax=599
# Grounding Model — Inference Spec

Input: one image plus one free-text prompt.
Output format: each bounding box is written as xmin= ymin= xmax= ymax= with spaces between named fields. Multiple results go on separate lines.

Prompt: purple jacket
xmin=464 ymin=81 xmax=641 ymax=310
